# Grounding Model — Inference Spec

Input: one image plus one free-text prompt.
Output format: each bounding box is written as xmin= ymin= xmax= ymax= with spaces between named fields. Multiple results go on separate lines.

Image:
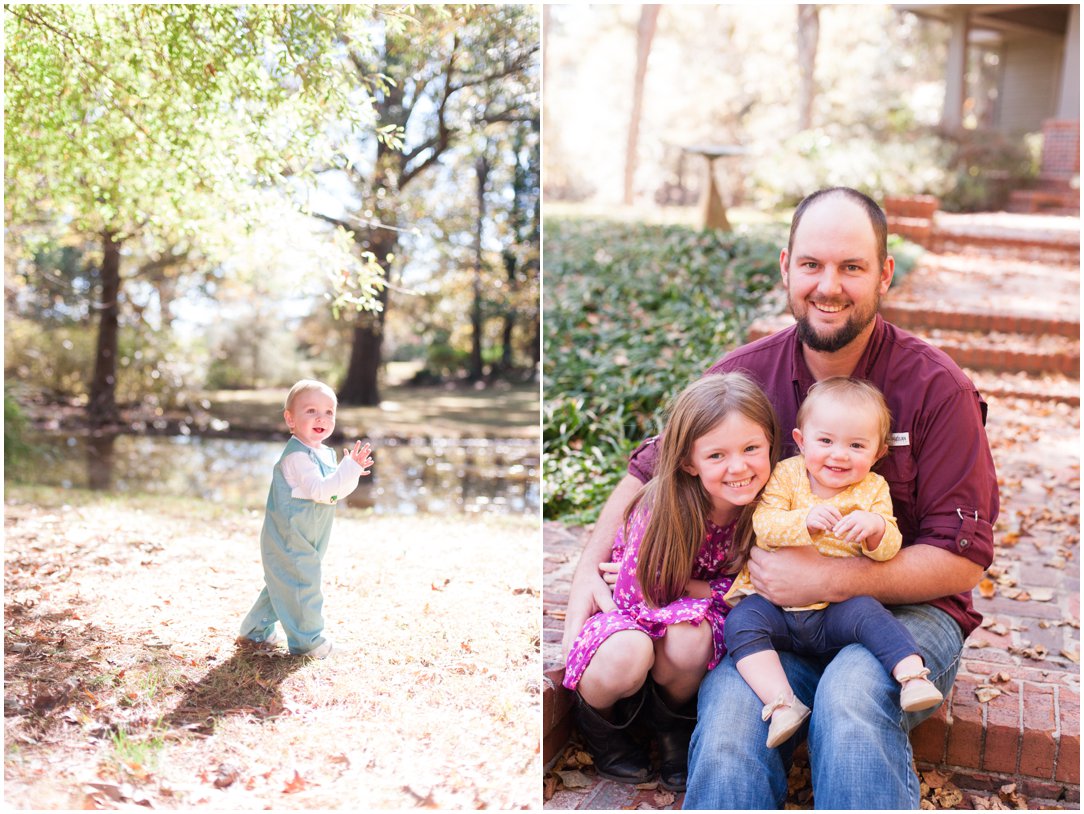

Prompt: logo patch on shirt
xmin=889 ymin=432 xmax=910 ymax=447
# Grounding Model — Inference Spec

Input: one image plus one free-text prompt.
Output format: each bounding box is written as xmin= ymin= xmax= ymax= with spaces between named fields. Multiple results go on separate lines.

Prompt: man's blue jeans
xmin=683 ymin=603 xmax=964 ymax=810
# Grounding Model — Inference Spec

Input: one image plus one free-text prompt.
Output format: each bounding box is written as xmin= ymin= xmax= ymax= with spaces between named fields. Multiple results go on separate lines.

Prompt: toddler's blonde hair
xmin=797 ymin=377 xmax=892 ymax=453
xmin=284 ymin=379 xmax=337 ymax=412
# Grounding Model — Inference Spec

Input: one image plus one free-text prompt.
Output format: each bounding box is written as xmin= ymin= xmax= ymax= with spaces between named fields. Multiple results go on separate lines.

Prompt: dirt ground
xmin=4 ymin=486 xmax=541 ymax=809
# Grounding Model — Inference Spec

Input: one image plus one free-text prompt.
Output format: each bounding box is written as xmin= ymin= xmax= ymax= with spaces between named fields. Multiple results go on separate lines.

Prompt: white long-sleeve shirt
xmin=280 ymin=441 xmax=364 ymax=504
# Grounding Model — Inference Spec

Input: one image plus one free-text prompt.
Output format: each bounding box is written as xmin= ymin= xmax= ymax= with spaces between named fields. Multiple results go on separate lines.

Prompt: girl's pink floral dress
xmin=563 ymin=507 xmax=737 ymax=690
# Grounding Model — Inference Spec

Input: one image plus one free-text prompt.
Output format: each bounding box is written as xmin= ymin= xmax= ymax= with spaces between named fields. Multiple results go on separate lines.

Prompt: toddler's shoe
xmin=300 ymin=639 xmax=333 ymax=660
xmin=762 ymin=691 xmax=810 ymax=749
xmin=898 ymin=668 xmax=943 ymax=712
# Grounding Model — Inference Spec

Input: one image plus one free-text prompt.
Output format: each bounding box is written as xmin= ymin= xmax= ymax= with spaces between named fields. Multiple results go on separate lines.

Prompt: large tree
xmin=318 ymin=4 xmax=539 ymax=405
xmin=624 ymin=4 xmax=661 ymax=205
xmin=4 ymin=4 xmax=389 ymax=423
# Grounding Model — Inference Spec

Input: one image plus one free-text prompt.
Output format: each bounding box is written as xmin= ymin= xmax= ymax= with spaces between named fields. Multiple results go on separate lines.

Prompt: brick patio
xmin=542 ymin=211 xmax=1080 ymax=809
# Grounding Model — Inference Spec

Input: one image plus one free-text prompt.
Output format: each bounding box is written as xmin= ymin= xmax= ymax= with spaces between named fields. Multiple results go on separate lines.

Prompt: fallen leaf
xmin=978 ymin=578 xmax=996 ymax=599
xmin=921 ymin=769 xmax=953 ymax=789
xmin=282 ymin=770 xmax=310 ymax=794
xmin=557 ymin=770 xmax=592 ymax=789
xmin=213 ymin=764 xmax=239 ymax=789
xmin=653 ymin=790 xmax=677 ymax=806
xmin=999 ymin=531 xmax=1021 ymax=547
xmin=1060 ymin=649 xmax=1080 ymax=663
xmin=1029 ymin=588 xmax=1054 ymax=602
xmin=975 ymin=686 xmax=1003 ymax=703
xmin=989 ymin=671 xmax=1012 ymax=684
xmin=933 ymin=786 xmax=964 ymax=808
xmin=543 ymin=775 xmax=558 ymax=801
xmin=998 ymin=782 xmax=1028 ymax=808
xmin=971 ymin=792 xmax=1011 ymax=809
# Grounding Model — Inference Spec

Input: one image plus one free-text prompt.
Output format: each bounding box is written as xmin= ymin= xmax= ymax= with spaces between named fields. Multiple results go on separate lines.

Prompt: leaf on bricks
xmin=556 ymin=770 xmax=592 ymax=789
xmin=988 ymin=671 xmax=1013 ymax=684
xmin=975 ymin=686 xmax=1003 ymax=703
xmin=978 ymin=578 xmax=996 ymax=599
xmin=1029 ymin=588 xmax=1054 ymax=602
xmin=543 ymin=774 xmax=558 ymax=802
xmin=921 ymin=769 xmax=953 ymax=789
xmin=653 ymin=790 xmax=676 ymax=807
xmin=998 ymin=531 xmax=1021 ymax=547
xmin=983 ymin=621 xmax=1009 ymax=636
xmin=971 ymin=792 xmax=1011 ymax=809
xmin=997 ymin=783 xmax=1028 ymax=809
xmin=932 ymin=786 xmax=964 ymax=808
xmin=1060 ymin=648 xmax=1080 ymax=663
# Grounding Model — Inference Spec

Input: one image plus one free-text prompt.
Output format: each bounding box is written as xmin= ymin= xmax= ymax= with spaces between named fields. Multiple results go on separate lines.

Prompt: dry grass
xmin=4 ymin=486 xmax=541 ymax=809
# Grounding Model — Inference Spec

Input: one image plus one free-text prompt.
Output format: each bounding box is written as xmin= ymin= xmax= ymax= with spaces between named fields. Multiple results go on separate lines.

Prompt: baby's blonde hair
xmin=284 ymin=379 xmax=337 ymax=412
xmin=797 ymin=377 xmax=892 ymax=452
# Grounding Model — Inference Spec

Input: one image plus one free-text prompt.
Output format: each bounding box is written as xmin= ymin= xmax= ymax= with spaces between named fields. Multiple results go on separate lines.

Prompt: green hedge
xmin=543 ymin=218 xmax=784 ymax=523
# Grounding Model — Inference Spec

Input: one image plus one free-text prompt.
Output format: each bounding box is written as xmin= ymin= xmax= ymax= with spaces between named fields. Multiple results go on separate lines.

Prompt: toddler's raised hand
xmin=806 ymin=504 xmax=842 ymax=534
xmin=345 ymin=441 xmax=374 ymax=475
xmin=833 ymin=510 xmax=885 ymax=545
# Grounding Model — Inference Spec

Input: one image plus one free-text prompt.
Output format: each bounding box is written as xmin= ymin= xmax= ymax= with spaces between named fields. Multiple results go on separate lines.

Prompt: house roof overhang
xmin=894 ymin=4 xmax=1070 ymax=37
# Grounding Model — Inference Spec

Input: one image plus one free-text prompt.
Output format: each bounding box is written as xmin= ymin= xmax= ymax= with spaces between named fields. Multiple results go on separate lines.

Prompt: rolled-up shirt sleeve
xmin=907 ymin=388 xmax=998 ymax=569
xmin=281 ymin=450 xmax=363 ymax=504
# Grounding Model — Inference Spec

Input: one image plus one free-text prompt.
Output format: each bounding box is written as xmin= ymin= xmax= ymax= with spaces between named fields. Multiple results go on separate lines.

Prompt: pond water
xmin=24 ymin=433 xmax=539 ymax=516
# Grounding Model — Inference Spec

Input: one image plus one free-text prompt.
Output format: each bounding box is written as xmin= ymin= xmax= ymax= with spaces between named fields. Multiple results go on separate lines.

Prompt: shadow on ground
xmin=163 ymin=644 xmax=306 ymax=736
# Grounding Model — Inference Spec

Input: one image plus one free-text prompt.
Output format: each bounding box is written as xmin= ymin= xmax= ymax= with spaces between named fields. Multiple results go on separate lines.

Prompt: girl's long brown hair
xmin=629 ymin=372 xmax=780 ymax=608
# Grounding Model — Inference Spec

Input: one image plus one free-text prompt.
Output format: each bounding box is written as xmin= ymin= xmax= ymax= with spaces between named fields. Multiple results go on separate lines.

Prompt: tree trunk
xmin=88 ymin=231 xmax=122 ymax=425
xmin=338 ymin=229 xmax=395 ymax=406
xmin=623 ymin=4 xmax=660 ymax=206
xmin=469 ymin=155 xmax=490 ymax=381
xmin=340 ymin=312 xmax=385 ymax=405
xmin=796 ymin=5 xmax=819 ymax=132
xmin=499 ymin=251 xmax=516 ymax=373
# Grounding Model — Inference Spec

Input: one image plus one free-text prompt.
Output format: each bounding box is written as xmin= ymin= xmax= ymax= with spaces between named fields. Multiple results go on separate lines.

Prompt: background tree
xmin=319 ymin=4 xmax=539 ymax=405
xmin=624 ymin=4 xmax=661 ymax=205
xmin=796 ymin=4 xmax=820 ymax=131
xmin=4 ymin=4 xmax=390 ymax=423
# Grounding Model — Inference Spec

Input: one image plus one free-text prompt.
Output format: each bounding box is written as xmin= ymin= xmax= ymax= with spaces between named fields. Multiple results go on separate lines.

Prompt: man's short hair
xmin=787 ymin=187 xmax=888 ymax=270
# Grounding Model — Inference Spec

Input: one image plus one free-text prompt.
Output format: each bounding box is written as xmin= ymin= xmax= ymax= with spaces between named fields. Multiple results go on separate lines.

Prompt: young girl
xmin=723 ymin=377 xmax=943 ymax=749
xmin=238 ymin=379 xmax=373 ymax=658
xmin=563 ymin=373 xmax=780 ymax=791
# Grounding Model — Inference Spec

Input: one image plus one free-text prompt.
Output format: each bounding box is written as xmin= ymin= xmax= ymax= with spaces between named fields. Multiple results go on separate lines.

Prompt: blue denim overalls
xmin=239 ymin=436 xmax=337 ymax=654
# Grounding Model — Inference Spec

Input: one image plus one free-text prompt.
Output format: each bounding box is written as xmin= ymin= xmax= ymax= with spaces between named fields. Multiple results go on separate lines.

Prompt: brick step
xmin=914 ymin=327 xmax=1079 ymax=377
xmin=965 ymin=369 xmax=1080 ymax=406
xmin=929 ymin=233 xmax=1078 ymax=265
xmin=745 ymin=316 xmax=1080 ymax=379
xmin=544 ymin=659 xmax=1080 ymax=802
xmin=928 ymin=212 xmax=1079 ymax=263
xmin=1007 ymin=188 xmax=1080 ymax=217
xmin=911 ymin=668 xmax=1079 ymax=800
xmin=880 ymin=301 xmax=1079 ymax=339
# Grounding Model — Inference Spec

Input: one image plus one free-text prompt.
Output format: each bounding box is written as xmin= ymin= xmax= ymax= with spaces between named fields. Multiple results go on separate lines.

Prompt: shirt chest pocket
xmin=876 ymin=445 xmax=918 ymax=529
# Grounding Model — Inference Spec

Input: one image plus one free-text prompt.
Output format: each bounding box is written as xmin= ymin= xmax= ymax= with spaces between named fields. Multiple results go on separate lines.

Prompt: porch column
xmin=942 ymin=9 xmax=968 ymax=131
xmin=1057 ymin=3 xmax=1079 ymax=119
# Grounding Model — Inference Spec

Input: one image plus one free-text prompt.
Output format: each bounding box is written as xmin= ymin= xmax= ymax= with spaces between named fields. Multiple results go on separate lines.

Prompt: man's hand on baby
xmin=345 ymin=441 xmax=374 ymax=474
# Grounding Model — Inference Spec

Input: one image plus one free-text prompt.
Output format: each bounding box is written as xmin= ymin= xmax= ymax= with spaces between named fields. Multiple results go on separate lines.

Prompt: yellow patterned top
xmin=724 ymin=455 xmax=902 ymax=611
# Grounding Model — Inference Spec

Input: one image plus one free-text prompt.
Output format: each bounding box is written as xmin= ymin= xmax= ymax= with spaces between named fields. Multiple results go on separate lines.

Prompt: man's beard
xmin=792 ymin=294 xmax=880 ymax=353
